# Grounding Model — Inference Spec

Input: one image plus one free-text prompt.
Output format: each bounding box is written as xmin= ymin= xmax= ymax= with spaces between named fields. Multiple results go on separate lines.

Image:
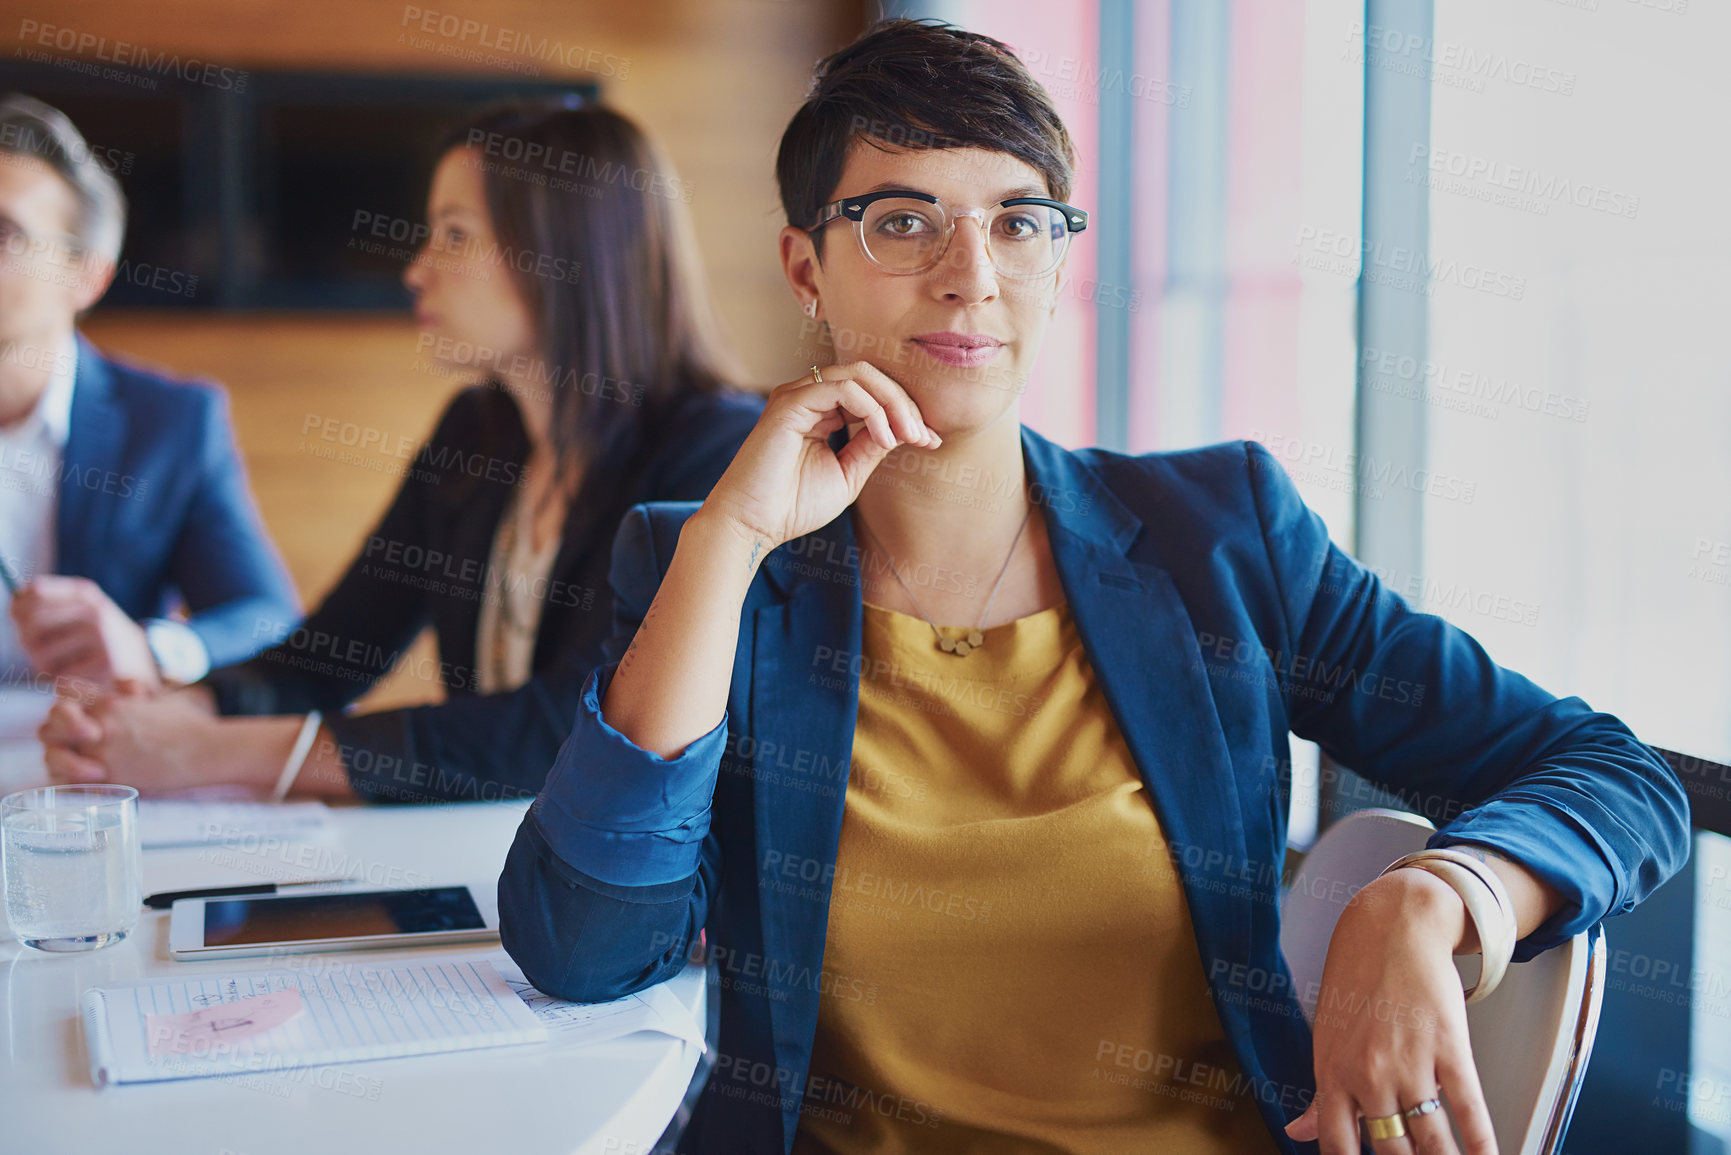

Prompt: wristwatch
xmin=143 ymin=618 xmax=211 ymax=685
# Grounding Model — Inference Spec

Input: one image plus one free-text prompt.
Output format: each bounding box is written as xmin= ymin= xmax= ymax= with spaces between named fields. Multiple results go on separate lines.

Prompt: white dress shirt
xmin=0 ymin=335 xmax=76 ymax=684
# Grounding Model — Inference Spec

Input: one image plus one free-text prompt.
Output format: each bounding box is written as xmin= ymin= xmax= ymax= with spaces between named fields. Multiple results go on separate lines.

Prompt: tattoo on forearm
xmin=618 ymin=599 xmax=660 ymax=677
xmin=747 ymin=536 xmax=766 ymax=571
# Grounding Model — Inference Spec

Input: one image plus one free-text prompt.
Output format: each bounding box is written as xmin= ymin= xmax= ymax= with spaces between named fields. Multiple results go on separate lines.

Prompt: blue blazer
xmin=60 ymin=336 xmax=300 ymax=668
xmin=498 ymin=430 xmax=1691 ymax=1155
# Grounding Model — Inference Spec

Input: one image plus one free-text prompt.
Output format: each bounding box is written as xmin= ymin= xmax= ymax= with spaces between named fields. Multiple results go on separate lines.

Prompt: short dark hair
xmin=775 ymin=18 xmax=1075 ymax=240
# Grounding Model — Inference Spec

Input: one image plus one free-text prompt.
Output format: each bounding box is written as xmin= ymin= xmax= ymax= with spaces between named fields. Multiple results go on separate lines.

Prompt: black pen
xmin=143 ymin=878 xmax=353 ymax=910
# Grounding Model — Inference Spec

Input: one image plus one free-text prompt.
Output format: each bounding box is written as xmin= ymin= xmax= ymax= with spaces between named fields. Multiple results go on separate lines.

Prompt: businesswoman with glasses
xmin=499 ymin=22 xmax=1688 ymax=1155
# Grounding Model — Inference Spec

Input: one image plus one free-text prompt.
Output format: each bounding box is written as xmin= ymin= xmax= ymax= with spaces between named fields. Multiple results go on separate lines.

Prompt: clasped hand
xmin=39 ymin=682 xmax=219 ymax=793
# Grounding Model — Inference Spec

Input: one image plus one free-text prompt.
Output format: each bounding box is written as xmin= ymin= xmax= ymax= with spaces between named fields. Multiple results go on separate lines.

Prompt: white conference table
xmin=0 ymin=791 xmax=706 ymax=1155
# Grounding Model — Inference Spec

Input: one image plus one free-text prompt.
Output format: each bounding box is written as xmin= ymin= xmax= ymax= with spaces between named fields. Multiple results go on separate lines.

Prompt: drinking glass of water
xmin=2 ymin=784 xmax=142 ymax=952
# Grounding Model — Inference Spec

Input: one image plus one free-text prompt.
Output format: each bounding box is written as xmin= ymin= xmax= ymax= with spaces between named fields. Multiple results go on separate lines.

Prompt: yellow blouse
xmin=791 ymin=601 xmax=1277 ymax=1155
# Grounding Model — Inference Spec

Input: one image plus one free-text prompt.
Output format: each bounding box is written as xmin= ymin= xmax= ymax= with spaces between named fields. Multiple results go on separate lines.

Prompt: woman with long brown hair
xmin=41 ymin=98 xmax=761 ymax=804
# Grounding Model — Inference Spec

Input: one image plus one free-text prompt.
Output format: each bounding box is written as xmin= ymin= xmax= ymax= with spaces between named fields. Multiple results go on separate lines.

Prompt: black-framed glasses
xmin=808 ymin=189 xmax=1088 ymax=280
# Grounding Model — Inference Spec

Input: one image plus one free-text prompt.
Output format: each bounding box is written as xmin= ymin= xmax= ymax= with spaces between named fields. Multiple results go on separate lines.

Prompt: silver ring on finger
xmin=1404 ymin=1096 xmax=1443 ymax=1120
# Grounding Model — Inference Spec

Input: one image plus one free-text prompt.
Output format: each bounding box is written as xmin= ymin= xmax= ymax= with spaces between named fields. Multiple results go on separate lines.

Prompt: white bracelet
xmin=1380 ymin=849 xmax=1519 ymax=1003
xmin=270 ymin=711 xmax=323 ymax=803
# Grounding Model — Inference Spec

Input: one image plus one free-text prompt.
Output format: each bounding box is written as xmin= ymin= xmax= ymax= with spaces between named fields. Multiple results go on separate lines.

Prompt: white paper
xmin=491 ymin=954 xmax=706 ymax=1052
xmin=82 ymin=954 xmax=548 ymax=1086
xmin=137 ymin=799 xmax=333 ymax=849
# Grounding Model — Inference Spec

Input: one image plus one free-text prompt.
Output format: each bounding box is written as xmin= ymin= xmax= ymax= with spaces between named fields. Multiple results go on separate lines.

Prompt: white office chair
xmin=1280 ymin=808 xmax=1605 ymax=1155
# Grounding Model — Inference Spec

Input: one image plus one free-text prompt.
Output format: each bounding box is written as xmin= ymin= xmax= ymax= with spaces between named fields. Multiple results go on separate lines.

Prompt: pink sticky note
xmin=146 ymin=989 xmax=305 ymax=1056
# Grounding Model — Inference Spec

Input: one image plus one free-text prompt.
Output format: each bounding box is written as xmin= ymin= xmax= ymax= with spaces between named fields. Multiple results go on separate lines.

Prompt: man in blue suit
xmin=0 ymin=94 xmax=297 ymax=697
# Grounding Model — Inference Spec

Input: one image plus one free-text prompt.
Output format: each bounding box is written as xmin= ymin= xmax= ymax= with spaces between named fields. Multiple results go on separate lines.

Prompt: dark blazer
xmin=205 ymin=383 xmax=762 ymax=804
xmin=60 ymin=335 xmax=300 ymax=668
xmin=499 ymin=430 xmax=1691 ymax=1154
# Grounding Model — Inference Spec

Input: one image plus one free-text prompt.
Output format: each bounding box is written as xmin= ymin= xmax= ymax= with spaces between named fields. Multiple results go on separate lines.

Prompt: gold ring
xmin=1404 ymin=1096 xmax=1443 ymax=1120
xmin=1363 ymin=1112 xmax=1408 ymax=1141
xmin=809 ymin=364 xmax=823 ymax=384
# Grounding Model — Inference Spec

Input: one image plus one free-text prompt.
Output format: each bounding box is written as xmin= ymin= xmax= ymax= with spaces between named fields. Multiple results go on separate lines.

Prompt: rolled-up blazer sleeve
xmin=1243 ymin=440 xmax=1691 ymax=959
xmin=499 ymin=505 xmax=726 ymax=1002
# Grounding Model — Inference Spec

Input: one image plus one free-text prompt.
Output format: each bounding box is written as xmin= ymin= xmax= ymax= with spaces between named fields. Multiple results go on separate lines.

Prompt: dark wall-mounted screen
xmin=0 ymin=60 xmax=598 ymax=308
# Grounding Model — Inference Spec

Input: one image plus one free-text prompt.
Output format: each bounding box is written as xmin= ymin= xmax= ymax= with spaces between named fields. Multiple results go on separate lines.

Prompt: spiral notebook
xmin=79 ymin=955 xmax=547 ymax=1087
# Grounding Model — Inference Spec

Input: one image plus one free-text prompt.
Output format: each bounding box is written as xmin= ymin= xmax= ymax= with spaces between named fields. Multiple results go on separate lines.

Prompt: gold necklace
xmin=854 ymin=504 xmax=1032 ymax=657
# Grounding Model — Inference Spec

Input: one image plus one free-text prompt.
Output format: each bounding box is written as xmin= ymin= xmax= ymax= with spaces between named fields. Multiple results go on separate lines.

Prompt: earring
xmin=802 ymin=300 xmax=818 ymax=319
